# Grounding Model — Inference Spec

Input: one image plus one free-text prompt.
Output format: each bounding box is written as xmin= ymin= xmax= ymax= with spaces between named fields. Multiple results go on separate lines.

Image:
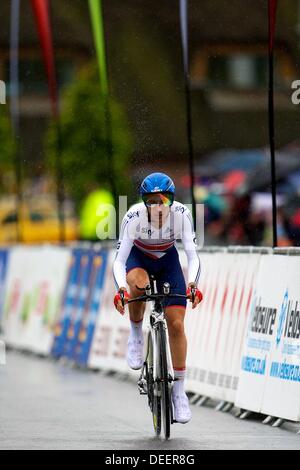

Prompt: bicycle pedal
xmin=138 ymin=379 xmax=148 ymax=395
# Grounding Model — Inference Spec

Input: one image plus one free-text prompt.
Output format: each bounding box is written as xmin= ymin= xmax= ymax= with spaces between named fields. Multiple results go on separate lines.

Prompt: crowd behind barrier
xmin=0 ymin=243 xmax=299 ymax=424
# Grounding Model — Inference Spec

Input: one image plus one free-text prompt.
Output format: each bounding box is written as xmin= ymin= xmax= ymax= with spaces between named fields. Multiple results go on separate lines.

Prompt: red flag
xmin=31 ymin=0 xmax=58 ymax=117
xmin=268 ymin=0 xmax=278 ymax=53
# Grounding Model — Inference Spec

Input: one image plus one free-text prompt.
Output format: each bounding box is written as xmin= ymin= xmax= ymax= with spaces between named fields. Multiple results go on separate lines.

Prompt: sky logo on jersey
xmin=276 ymin=290 xmax=289 ymax=348
xmin=127 ymin=210 xmax=139 ymax=219
xmin=175 ymin=205 xmax=185 ymax=213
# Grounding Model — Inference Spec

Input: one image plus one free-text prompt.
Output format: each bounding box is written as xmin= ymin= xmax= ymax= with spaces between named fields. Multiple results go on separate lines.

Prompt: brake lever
xmin=191 ymin=287 xmax=196 ymax=303
xmin=120 ymin=290 xmax=125 ymax=307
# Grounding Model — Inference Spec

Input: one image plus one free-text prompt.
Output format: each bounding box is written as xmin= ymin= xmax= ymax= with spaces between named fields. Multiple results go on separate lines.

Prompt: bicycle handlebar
xmin=127 ymin=293 xmax=188 ymax=304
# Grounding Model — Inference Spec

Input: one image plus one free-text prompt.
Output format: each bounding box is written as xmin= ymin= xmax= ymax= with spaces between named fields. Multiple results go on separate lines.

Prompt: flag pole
xmin=179 ymin=0 xmax=197 ymax=231
xmin=31 ymin=0 xmax=65 ymax=243
xmin=10 ymin=0 xmax=23 ymax=242
xmin=268 ymin=0 xmax=278 ymax=248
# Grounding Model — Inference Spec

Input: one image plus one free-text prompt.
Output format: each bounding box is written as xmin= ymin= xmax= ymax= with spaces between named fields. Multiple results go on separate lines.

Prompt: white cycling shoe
xmin=172 ymin=389 xmax=192 ymax=424
xmin=126 ymin=335 xmax=144 ymax=370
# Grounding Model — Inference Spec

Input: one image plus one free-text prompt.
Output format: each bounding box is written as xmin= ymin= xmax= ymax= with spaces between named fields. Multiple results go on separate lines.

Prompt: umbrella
xmin=281 ymin=194 xmax=300 ymax=221
xmin=222 ymin=170 xmax=246 ymax=193
xmin=195 ymin=149 xmax=265 ymax=178
xmin=240 ymin=152 xmax=300 ymax=194
xmin=287 ymin=170 xmax=300 ymax=191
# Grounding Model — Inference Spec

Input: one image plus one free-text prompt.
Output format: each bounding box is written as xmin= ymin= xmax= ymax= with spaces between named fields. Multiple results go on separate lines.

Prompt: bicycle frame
xmin=127 ymin=277 xmax=188 ymax=394
xmin=146 ymin=279 xmax=174 ymax=389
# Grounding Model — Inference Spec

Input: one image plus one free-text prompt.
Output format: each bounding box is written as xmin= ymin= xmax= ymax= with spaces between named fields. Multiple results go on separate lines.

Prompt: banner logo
xmin=276 ymin=290 xmax=288 ymax=347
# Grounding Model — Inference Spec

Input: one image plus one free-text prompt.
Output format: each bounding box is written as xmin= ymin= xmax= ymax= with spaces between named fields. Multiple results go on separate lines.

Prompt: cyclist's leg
xmin=125 ymin=247 xmax=150 ymax=370
xmin=164 ymin=307 xmax=191 ymax=423
xmin=158 ymin=248 xmax=191 ymax=423
xmin=125 ymin=245 xmax=150 ymax=322
xmin=126 ymin=267 xmax=149 ymax=322
xmin=165 ymin=306 xmax=191 ymax=423
xmin=157 ymin=247 xmax=187 ymax=370
xmin=164 ymin=306 xmax=186 ymax=370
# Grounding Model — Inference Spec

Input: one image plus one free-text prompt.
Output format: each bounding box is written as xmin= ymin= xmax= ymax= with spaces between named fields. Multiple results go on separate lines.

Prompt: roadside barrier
xmin=0 ymin=243 xmax=299 ymax=423
xmin=182 ymin=247 xmax=263 ymax=404
xmin=235 ymin=248 xmax=300 ymax=422
xmin=2 ymin=245 xmax=70 ymax=355
xmin=51 ymin=244 xmax=108 ymax=365
xmin=0 ymin=248 xmax=9 ymax=325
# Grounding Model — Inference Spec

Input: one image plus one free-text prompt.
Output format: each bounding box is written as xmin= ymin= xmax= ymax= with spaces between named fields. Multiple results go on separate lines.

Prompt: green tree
xmin=0 ymin=107 xmax=16 ymax=193
xmin=45 ymin=62 xmax=133 ymax=210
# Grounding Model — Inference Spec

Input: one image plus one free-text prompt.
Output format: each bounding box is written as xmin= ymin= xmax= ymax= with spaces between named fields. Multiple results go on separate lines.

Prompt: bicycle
xmin=121 ymin=275 xmax=195 ymax=440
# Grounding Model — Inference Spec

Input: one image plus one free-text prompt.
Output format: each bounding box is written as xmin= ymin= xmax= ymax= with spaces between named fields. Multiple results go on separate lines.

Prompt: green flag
xmin=88 ymin=0 xmax=108 ymax=97
xmin=88 ymin=0 xmax=118 ymax=213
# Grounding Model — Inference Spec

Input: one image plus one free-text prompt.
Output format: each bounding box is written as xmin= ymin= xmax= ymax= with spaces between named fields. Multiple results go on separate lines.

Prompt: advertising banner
xmin=0 ymin=248 xmax=9 ymax=323
xmin=88 ymin=251 xmax=131 ymax=372
xmin=184 ymin=251 xmax=260 ymax=403
xmin=235 ymin=254 xmax=289 ymax=413
xmin=51 ymin=247 xmax=83 ymax=358
xmin=226 ymin=253 xmax=261 ymax=402
xmin=63 ymin=248 xmax=94 ymax=359
xmin=184 ymin=252 xmax=214 ymax=392
xmin=2 ymin=246 xmax=71 ymax=354
xmin=184 ymin=252 xmax=234 ymax=398
xmin=260 ymin=255 xmax=300 ymax=421
xmin=2 ymin=246 xmax=39 ymax=348
xmin=88 ymin=250 xmax=148 ymax=380
xmin=194 ymin=252 xmax=236 ymax=399
xmin=74 ymin=249 xmax=109 ymax=367
xmin=21 ymin=246 xmax=71 ymax=355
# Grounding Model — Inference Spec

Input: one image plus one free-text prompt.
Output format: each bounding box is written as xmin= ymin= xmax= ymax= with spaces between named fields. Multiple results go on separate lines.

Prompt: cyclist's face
xmin=145 ymin=194 xmax=170 ymax=221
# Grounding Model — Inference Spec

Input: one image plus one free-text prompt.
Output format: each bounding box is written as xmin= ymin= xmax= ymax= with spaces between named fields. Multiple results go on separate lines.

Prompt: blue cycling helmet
xmin=140 ymin=172 xmax=175 ymax=197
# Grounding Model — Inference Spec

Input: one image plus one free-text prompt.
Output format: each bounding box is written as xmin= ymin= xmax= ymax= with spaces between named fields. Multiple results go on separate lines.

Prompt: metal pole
xmin=179 ymin=0 xmax=196 ymax=230
xmin=268 ymin=46 xmax=277 ymax=248
xmin=268 ymin=0 xmax=278 ymax=248
xmin=184 ymin=75 xmax=197 ymax=230
xmin=55 ymin=118 xmax=66 ymax=244
xmin=10 ymin=0 xmax=22 ymax=242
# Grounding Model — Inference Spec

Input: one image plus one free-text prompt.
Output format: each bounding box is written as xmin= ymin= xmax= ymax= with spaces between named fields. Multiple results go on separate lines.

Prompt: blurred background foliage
xmin=0 ymin=107 xmax=16 ymax=193
xmin=0 ymin=0 xmax=300 ymax=245
xmin=45 ymin=62 xmax=134 ymax=211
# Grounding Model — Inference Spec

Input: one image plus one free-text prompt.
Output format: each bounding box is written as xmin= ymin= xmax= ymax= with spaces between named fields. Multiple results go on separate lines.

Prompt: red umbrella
xmin=222 ymin=170 xmax=246 ymax=193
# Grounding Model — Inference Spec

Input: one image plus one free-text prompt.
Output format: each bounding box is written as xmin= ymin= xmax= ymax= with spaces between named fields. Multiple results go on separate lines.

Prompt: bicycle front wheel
xmin=157 ymin=322 xmax=171 ymax=440
xmin=146 ymin=331 xmax=161 ymax=436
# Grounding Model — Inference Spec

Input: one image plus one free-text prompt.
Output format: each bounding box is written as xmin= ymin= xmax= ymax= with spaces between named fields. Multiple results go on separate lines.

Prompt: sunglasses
xmin=142 ymin=193 xmax=174 ymax=207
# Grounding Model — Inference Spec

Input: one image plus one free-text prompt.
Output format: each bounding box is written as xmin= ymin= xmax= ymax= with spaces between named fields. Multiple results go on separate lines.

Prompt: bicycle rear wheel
xmin=157 ymin=322 xmax=171 ymax=440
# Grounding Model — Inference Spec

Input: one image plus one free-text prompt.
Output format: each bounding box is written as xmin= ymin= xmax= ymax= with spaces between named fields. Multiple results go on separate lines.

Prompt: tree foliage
xmin=45 ymin=63 xmax=133 ymax=209
xmin=0 ymin=107 xmax=16 ymax=193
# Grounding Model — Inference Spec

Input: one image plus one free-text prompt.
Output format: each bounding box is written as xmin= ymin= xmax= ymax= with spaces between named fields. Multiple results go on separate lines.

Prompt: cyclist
xmin=113 ymin=172 xmax=202 ymax=424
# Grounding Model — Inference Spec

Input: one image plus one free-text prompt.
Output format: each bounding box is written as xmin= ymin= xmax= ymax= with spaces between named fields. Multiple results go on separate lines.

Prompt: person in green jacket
xmin=79 ymin=188 xmax=115 ymax=241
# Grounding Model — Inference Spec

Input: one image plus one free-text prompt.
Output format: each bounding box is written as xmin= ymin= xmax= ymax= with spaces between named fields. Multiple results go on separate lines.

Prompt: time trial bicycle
xmin=121 ymin=275 xmax=195 ymax=440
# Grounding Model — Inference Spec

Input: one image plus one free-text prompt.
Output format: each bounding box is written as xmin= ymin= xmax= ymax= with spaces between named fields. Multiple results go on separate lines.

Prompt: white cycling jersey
xmin=113 ymin=201 xmax=201 ymax=289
